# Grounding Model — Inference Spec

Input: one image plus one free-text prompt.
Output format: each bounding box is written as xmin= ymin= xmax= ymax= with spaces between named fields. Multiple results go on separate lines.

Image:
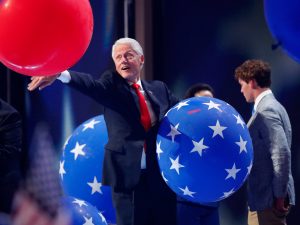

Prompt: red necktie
xmin=131 ymin=83 xmax=151 ymax=131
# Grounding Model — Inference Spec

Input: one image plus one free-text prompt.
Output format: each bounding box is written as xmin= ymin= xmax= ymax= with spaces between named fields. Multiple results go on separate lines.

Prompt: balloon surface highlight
xmin=157 ymin=97 xmax=253 ymax=203
xmin=0 ymin=0 xmax=93 ymax=76
xmin=264 ymin=0 xmax=300 ymax=62
xmin=61 ymin=115 xmax=116 ymax=224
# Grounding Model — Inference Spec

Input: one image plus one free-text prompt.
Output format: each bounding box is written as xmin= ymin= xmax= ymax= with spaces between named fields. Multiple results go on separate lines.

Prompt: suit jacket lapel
xmin=141 ymin=81 xmax=160 ymax=118
xmin=247 ymin=93 xmax=274 ymax=127
xmin=247 ymin=112 xmax=257 ymax=128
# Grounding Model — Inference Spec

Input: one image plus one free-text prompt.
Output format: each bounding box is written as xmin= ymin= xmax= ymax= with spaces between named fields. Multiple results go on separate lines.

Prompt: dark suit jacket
xmin=68 ymin=70 xmax=178 ymax=191
xmin=0 ymin=98 xmax=22 ymax=213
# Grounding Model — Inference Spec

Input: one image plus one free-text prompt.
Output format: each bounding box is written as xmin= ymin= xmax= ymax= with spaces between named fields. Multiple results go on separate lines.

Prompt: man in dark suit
xmin=28 ymin=38 xmax=178 ymax=225
xmin=0 ymin=98 xmax=22 ymax=214
xmin=234 ymin=59 xmax=295 ymax=225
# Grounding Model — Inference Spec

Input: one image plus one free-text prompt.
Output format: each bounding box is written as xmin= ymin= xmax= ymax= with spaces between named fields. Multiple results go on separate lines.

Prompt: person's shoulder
xmin=259 ymin=95 xmax=290 ymax=118
xmin=144 ymin=79 xmax=166 ymax=87
xmin=261 ymin=94 xmax=284 ymax=110
xmin=142 ymin=80 xmax=170 ymax=92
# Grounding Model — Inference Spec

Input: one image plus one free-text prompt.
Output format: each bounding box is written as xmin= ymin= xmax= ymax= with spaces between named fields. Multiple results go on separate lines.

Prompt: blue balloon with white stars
xmin=157 ymin=97 xmax=253 ymax=203
xmin=63 ymin=196 xmax=107 ymax=225
xmin=60 ymin=115 xmax=116 ymax=224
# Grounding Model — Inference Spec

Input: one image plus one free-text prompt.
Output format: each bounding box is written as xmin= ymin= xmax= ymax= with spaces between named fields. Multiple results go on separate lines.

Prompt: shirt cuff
xmin=57 ymin=70 xmax=71 ymax=83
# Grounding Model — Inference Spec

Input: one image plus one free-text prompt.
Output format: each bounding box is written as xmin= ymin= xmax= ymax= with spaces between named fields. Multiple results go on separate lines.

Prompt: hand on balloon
xmin=27 ymin=74 xmax=60 ymax=91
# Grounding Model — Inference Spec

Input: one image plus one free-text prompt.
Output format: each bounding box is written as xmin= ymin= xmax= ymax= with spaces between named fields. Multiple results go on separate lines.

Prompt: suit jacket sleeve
xmin=67 ymin=70 xmax=179 ymax=115
xmin=260 ymin=108 xmax=291 ymax=198
xmin=67 ymin=70 xmax=114 ymax=105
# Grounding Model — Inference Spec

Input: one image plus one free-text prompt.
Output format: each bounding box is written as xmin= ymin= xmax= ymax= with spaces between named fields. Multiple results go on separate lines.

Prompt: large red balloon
xmin=0 ymin=0 xmax=93 ymax=76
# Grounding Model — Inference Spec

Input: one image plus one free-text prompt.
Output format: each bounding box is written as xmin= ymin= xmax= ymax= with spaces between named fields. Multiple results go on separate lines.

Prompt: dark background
xmin=0 ymin=0 xmax=299 ymax=224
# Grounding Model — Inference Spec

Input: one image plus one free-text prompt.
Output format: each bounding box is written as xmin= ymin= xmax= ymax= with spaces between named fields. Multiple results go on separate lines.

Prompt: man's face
xmin=238 ymin=78 xmax=254 ymax=103
xmin=113 ymin=44 xmax=144 ymax=82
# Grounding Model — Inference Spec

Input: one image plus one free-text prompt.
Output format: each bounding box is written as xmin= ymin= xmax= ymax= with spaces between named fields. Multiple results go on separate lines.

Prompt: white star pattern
xmin=170 ymin=156 xmax=185 ymax=174
xmin=83 ymin=216 xmax=94 ymax=225
xmin=87 ymin=176 xmax=102 ymax=194
xmin=156 ymin=141 xmax=163 ymax=159
xmin=156 ymin=98 xmax=253 ymax=203
xmin=225 ymin=163 xmax=241 ymax=180
xmin=190 ymin=138 xmax=209 ymax=157
xmin=164 ymin=108 xmax=172 ymax=117
xmin=235 ymin=135 xmax=247 ymax=153
xmin=233 ymin=114 xmax=245 ymax=129
xmin=82 ymin=119 xmax=100 ymax=131
xmin=174 ymin=100 xmax=190 ymax=110
xmin=179 ymin=186 xmax=196 ymax=197
xmin=208 ymin=120 xmax=227 ymax=138
xmin=72 ymin=198 xmax=88 ymax=207
xmin=63 ymin=104 xmax=252 ymax=205
xmin=98 ymin=212 xmax=106 ymax=222
xmin=161 ymin=171 xmax=168 ymax=183
xmin=63 ymin=135 xmax=71 ymax=150
xmin=222 ymin=188 xmax=235 ymax=198
xmin=167 ymin=123 xmax=181 ymax=142
xmin=247 ymin=162 xmax=253 ymax=176
xmin=59 ymin=160 xmax=66 ymax=180
xmin=203 ymin=100 xmax=222 ymax=111
xmin=70 ymin=142 xmax=86 ymax=160
xmin=62 ymin=115 xmax=116 ymax=219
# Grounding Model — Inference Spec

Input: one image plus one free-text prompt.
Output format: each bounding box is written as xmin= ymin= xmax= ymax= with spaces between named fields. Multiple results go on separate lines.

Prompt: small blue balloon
xmin=264 ymin=0 xmax=300 ymax=62
xmin=157 ymin=97 xmax=253 ymax=203
xmin=63 ymin=196 xmax=107 ymax=225
xmin=60 ymin=115 xmax=116 ymax=224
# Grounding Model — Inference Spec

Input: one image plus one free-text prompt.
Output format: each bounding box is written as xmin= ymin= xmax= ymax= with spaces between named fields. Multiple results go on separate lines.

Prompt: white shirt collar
xmin=254 ymin=89 xmax=272 ymax=111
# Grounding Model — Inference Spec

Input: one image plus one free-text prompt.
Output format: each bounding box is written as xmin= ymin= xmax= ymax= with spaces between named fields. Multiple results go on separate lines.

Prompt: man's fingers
xmin=27 ymin=80 xmax=39 ymax=91
xmin=28 ymin=77 xmax=46 ymax=91
xmin=27 ymin=74 xmax=58 ymax=91
xmin=38 ymin=82 xmax=51 ymax=90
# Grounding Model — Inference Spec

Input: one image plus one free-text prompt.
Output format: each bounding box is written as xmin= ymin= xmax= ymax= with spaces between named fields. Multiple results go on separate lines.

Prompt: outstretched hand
xmin=27 ymin=74 xmax=60 ymax=91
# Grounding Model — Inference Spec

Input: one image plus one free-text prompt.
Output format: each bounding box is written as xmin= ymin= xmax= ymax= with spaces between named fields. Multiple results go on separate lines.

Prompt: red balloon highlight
xmin=0 ymin=0 xmax=94 ymax=76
